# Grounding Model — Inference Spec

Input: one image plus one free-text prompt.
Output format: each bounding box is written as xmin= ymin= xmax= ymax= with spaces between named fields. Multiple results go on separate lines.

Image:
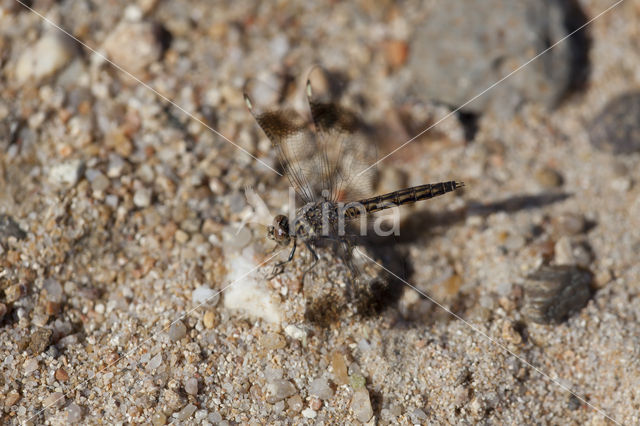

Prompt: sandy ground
xmin=1 ymin=0 xmax=639 ymax=424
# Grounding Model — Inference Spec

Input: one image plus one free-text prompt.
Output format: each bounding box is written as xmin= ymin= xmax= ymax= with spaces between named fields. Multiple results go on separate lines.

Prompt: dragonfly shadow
xmin=397 ymin=191 xmax=572 ymax=244
xmin=340 ymin=191 xmax=573 ymax=326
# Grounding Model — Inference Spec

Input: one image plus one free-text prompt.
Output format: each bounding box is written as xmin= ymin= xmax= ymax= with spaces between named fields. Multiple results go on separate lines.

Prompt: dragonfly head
xmin=267 ymin=214 xmax=291 ymax=245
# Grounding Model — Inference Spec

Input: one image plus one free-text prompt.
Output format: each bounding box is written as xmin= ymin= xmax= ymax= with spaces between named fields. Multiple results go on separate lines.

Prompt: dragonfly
xmin=244 ymin=67 xmax=463 ymax=297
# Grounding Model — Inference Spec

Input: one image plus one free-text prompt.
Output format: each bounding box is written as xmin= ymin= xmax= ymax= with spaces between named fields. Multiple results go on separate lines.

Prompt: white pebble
xmin=43 ymin=279 xmax=63 ymax=303
xmin=351 ymin=389 xmax=373 ymax=423
xmin=284 ymin=324 xmax=307 ymax=341
xmin=15 ymin=33 xmax=75 ymax=84
xmin=23 ymin=358 xmax=39 ymax=375
xmin=175 ymin=404 xmax=197 ymax=420
xmin=49 ymin=159 xmax=84 ymax=187
xmin=169 ymin=320 xmax=187 ymax=341
xmin=185 ymin=377 xmax=198 ymax=395
xmin=264 ymin=379 xmax=296 ymax=403
xmin=133 ymin=188 xmax=152 ymax=207
xmin=309 ymin=377 xmax=334 ymax=400
xmin=301 ymin=408 xmax=317 ymax=419
xmin=103 ymin=22 xmax=162 ymax=72
xmin=66 ymin=403 xmax=83 ymax=422
xmin=146 ymin=353 xmax=163 ymax=371
xmin=192 ymin=286 xmax=220 ymax=306
xmin=42 ymin=392 xmax=65 ymax=409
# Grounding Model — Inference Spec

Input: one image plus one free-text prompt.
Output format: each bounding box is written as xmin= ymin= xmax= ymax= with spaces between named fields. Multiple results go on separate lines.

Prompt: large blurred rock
xmin=15 ymin=32 xmax=77 ymax=84
xmin=408 ymin=0 xmax=589 ymax=113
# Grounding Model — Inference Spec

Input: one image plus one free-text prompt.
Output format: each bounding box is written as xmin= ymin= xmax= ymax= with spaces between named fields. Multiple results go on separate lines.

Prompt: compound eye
xmin=272 ymin=215 xmax=289 ymax=242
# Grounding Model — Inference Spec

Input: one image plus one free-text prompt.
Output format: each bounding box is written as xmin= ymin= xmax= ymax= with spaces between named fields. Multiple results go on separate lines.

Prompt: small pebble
xmin=192 ymin=286 xmax=220 ymax=306
xmin=349 ymin=373 xmax=366 ymax=390
xmin=103 ymin=22 xmax=163 ymax=73
xmin=301 ymin=407 xmax=317 ymax=419
xmin=43 ymin=278 xmax=63 ymax=303
xmin=163 ymin=389 xmax=186 ymax=411
xmin=29 ymin=328 xmax=53 ymax=354
xmin=5 ymin=390 xmax=20 ymax=408
xmin=287 ymin=395 xmax=303 ymax=412
xmin=185 ymin=377 xmax=198 ymax=395
xmin=260 ymin=332 xmax=286 ymax=350
xmin=169 ymin=320 xmax=187 ymax=341
xmin=176 ymin=404 xmax=197 ymax=420
xmin=351 ymin=388 xmax=373 ymax=423
xmin=175 ymin=229 xmax=189 ymax=243
xmin=410 ymin=408 xmax=428 ymax=423
xmin=264 ymin=379 xmax=297 ymax=403
xmin=284 ymin=324 xmax=307 ymax=341
xmin=309 ymin=377 xmax=334 ymax=400
xmin=151 ymin=413 xmax=167 ymax=425
xmin=67 ymin=403 xmax=84 ymax=422
xmin=55 ymin=367 xmax=69 ymax=382
xmin=523 ymin=265 xmax=593 ymax=324
xmin=534 ymin=167 xmax=564 ymax=188
xmin=90 ymin=172 xmax=110 ymax=193
xmin=309 ymin=397 xmax=323 ymax=411
xmin=551 ymin=213 xmax=587 ymax=236
xmin=49 ymin=159 xmax=84 ymax=187
xmin=331 ymin=351 xmax=349 ymax=385
xmin=5 ymin=282 xmax=27 ymax=303
xmin=133 ymin=188 xmax=152 ymax=208
xmin=15 ymin=33 xmax=75 ymax=84
xmin=203 ymin=310 xmax=217 ymax=329
xmin=147 ymin=354 xmax=162 ymax=371
xmin=42 ymin=391 xmax=65 ymax=409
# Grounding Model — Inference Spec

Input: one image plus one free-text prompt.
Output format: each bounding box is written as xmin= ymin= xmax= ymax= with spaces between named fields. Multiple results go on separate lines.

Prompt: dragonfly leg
xmin=301 ymin=241 xmax=319 ymax=285
xmin=340 ymin=238 xmax=359 ymax=299
xmin=268 ymin=239 xmax=297 ymax=279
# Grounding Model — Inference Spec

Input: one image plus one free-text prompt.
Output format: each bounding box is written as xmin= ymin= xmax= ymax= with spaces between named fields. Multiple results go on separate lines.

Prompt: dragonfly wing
xmin=244 ymin=77 xmax=319 ymax=203
xmin=305 ymin=66 xmax=378 ymax=203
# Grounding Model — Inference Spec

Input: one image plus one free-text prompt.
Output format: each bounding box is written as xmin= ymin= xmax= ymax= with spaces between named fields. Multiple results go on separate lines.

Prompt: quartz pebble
xmin=301 ymin=408 xmax=317 ymax=419
xmin=169 ymin=321 xmax=187 ymax=341
xmin=15 ymin=33 xmax=75 ymax=84
xmin=264 ymin=379 xmax=297 ymax=403
xmin=67 ymin=403 xmax=84 ymax=422
xmin=351 ymin=388 xmax=373 ymax=423
xmin=43 ymin=392 xmax=65 ymax=409
xmin=103 ymin=22 xmax=163 ymax=73
xmin=192 ymin=286 xmax=219 ymax=306
xmin=49 ymin=159 xmax=84 ymax=187
xmin=185 ymin=377 xmax=198 ymax=395
xmin=43 ymin=279 xmax=63 ymax=303
xmin=176 ymin=404 xmax=197 ymax=420
xmin=309 ymin=377 xmax=334 ymax=400
xmin=287 ymin=395 xmax=303 ymax=412
xmin=133 ymin=188 xmax=152 ymax=208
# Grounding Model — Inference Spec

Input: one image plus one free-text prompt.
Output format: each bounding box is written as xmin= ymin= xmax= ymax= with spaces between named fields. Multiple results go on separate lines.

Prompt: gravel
xmin=1 ymin=0 xmax=638 ymax=424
